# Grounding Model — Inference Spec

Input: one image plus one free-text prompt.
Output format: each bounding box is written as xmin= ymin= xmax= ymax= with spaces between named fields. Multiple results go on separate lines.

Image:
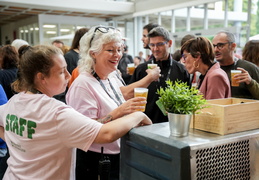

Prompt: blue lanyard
xmin=115 ymin=69 xmax=126 ymax=86
xmin=92 ymin=71 xmax=123 ymax=106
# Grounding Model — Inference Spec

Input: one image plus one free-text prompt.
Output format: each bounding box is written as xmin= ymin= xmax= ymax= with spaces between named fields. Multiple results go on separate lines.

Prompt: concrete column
xmin=234 ymin=0 xmax=243 ymax=27
xmin=203 ymin=3 xmax=208 ymax=30
xmin=145 ymin=15 xmax=149 ymax=25
xmin=171 ymin=10 xmax=175 ymax=33
xmin=224 ymin=0 xmax=228 ymax=27
xmin=158 ymin=12 xmax=161 ymax=25
xmin=246 ymin=0 xmax=251 ymax=42
xmin=187 ymin=7 xmax=191 ymax=31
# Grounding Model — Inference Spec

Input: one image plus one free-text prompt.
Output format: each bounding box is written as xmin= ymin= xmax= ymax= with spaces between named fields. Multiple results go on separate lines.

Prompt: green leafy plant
xmin=157 ymin=80 xmax=207 ymax=115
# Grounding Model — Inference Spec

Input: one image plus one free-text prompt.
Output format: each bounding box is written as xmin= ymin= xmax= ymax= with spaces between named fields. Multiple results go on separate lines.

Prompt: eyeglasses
xmin=89 ymin=26 xmax=117 ymax=47
xmin=148 ymin=41 xmax=168 ymax=48
xmin=212 ymin=42 xmax=232 ymax=50
xmin=182 ymin=53 xmax=191 ymax=61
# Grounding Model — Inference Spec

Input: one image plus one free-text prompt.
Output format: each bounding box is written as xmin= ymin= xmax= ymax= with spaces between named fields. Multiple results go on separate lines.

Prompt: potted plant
xmin=157 ymin=80 xmax=207 ymax=137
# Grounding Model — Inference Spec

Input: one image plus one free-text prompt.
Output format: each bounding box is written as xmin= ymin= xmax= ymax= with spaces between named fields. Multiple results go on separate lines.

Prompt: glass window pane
xmin=43 ymin=23 xmax=57 ymax=44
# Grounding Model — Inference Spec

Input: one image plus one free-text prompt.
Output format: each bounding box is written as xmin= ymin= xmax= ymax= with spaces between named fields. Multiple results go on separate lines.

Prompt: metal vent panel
xmin=192 ymin=140 xmax=250 ymax=179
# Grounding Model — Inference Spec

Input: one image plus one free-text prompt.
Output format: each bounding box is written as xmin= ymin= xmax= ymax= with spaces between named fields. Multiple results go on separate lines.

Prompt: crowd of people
xmin=0 ymin=22 xmax=258 ymax=180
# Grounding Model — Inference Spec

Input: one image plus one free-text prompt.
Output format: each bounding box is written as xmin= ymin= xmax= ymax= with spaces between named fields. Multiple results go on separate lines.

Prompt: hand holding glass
xmin=134 ymin=88 xmax=148 ymax=112
xmin=231 ymin=70 xmax=242 ymax=86
xmin=127 ymin=63 xmax=135 ymax=75
xmin=147 ymin=64 xmax=157 ymax=69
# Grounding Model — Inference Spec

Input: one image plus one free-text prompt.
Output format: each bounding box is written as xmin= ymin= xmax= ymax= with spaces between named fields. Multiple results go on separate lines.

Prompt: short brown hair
xmin=242 ymin=40 xmax=259 ymax=67
xmin=181 ymin=37 xmax=215 ymax=67
xmin=0 ymin=45 xmax=18 ymax=69
xmin=12 ymin=45 xmax=63 ymax=92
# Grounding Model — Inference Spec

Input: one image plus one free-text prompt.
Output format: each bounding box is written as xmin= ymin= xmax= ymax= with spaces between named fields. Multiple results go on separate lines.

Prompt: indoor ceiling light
xmin=43 ymin=24 xmax=56 ymax=28
xmin=60 ymin=29 xmax=70 ymax=32
xmin=46 ymin=31 xmax=56 ymax=34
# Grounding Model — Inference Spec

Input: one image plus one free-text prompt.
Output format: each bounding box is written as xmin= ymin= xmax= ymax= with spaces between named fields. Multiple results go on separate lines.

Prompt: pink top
xmin=0 ymin=93 xmax=102 ymax=180
xmin=199 ymin=62 xmax=231 ymax=100
xmin=66 ymin=71 xmax=125 ymax=154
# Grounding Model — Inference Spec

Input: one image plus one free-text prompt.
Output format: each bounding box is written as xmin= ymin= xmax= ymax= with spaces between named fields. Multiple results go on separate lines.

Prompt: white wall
xmin=0 ymin=14 xmax=108 ymax=45
xmin=1 ymin=16 xmax=38 ymax=45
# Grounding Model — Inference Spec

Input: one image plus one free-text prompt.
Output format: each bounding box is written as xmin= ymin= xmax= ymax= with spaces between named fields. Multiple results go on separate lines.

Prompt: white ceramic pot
xmin=168 ymin=113 xmax=192 ymax=137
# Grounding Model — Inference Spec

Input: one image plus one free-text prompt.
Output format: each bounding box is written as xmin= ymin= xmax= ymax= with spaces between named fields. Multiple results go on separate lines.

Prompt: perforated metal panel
xmin=193 ymin=140 xmax=250 ymax=179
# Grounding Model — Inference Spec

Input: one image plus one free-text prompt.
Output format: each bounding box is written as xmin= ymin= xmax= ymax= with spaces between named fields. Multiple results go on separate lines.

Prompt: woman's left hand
xmin=112 ymin=97 xmax=147 ymax=119
xmin=236 ymin=67 xmax=252 ymax=85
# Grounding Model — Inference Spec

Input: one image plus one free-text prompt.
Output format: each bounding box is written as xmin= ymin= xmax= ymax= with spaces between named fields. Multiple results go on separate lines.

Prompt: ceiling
xmin=0 ymin=5 xmax=121 ymax=26
xmin=0 ymin=0 xmax=222 ymax=26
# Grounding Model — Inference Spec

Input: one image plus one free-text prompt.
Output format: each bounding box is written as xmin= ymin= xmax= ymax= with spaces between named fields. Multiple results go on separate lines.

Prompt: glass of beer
xmin=147 ymin=64 xmax=157 ymax=69
xmin=231 ymin=70 xmax=242 ymax=86
xmin=127 ymin=63 xmax=135 ymax=75
xmin=134 ymin=88 xmax=148 ymax=112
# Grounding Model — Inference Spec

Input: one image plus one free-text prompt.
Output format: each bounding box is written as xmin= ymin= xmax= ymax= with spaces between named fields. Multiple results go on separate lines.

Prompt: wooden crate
xmin=191 ymin=98 xmax=259 ymax=135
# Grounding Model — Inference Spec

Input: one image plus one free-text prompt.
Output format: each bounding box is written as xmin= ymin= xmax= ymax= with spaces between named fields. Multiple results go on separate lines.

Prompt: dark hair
xmin=124 ymin=45 xmax=128 ymax=52
xmin=12 ymin=45 xmax=63 ymax=92
xmin=18 ymin=45 xmax=31 ymax=59
xmin=70 ymin=28 xmax=89 ymax=50
xmin=181 ymin=37 xmax=215 ymax=67
xmin=52 ymin=40 xmax=64 ymax=45
xmin=181 ymin=34 xmax=196 ymax=46
xmin=172 ymin=50 xmax=182 ymax=62
xmin=143 ymin=23 xmax=159 ymax=33
xmin=0 ymin=45 xmax=18 ymax=69
xmin=242 ymin=40 xmax=259 ymax=66
xmin=134 ymin=56 xmax=141 ymax=61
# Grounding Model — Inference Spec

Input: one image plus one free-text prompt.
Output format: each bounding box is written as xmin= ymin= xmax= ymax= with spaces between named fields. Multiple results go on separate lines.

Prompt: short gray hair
xmin=148 ymin=26 xmax=171 ymax=42
xmin=215 ymin=30 xmax=236 ymax=43
xmin=78 ymin=25 xmax=123 ymax=74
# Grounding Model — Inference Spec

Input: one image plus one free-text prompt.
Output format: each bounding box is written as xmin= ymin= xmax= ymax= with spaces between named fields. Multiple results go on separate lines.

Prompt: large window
xmin=19 ymin=23 xmax=39 ymax=46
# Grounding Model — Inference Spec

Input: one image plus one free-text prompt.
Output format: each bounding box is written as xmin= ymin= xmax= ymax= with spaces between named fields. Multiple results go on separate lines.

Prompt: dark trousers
xmin=76 ymin=149 xmax=120 ymax=180
xmin=0 ymin=149 xmax=8 ymax=180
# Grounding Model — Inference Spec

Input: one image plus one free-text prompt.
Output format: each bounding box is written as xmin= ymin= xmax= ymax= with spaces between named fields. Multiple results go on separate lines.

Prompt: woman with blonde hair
xmin=66 ymin=26 xmax=149 ymax=180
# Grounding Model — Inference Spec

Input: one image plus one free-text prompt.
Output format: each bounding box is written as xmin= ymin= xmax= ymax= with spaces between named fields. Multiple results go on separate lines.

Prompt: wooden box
xmin=191 ymin=98 xmax=259 ymax=135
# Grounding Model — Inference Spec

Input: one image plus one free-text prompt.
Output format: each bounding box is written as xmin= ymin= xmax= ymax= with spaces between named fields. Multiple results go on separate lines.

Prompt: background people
xmin=242 ymin=40 xmax=259 ymax=67
xmin=65 ymin=28 xmax=89 ymax=74
xmin=0 ymin=45 xmax=18 ymax=99
xmin=0 ymin=44 xmax=151 ymax=180
xmin=181 ymin=37 xmax=231 ymax=99
xmin=54 ymin=27 xmax=89 ymax=103
xmin=0 ymin=84 xmax=7 ymax=179
xmin=141 ymin=23 xmax=159 ymax=49
xmin=52 ymin=39 xmax=64 ymax=49
xmin=133 ymin=56 xmax=141 ymax=67
xmin=10 ymin=39 xmax=29 ymax=53
xmin=117 ymin=45 xmax=134 ymax=84
xmin=212 ymin=30 xmax=259 ymax=99
xmin=130 ymin=26 xmax=190 ymax=123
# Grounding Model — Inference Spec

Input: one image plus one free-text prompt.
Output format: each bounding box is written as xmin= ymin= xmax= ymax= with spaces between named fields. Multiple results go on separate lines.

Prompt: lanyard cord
xmin=92 ymin=71 xmax=123 ymax=106
xmin=151 ymin=54 xmax=173 ymax=86
xmin=115 ymin=69 xmax=126 ymax=86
